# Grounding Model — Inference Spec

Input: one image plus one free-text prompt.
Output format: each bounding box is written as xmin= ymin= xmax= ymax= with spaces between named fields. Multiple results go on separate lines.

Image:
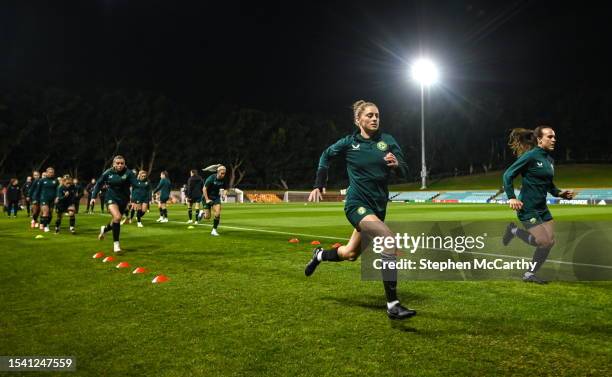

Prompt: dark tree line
xmin=1 ymin=86 xmax=611 ymax=189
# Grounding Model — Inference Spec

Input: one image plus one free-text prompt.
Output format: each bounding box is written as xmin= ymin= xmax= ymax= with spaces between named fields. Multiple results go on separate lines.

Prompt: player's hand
xmin=64 ymin=191 xmax=69 ymax=197
xmin=308 ymin=188 xmax=323 ymax=202
xmin=559 ymin=190 xmax=575 ymax=199
xmin=384 ymin=152 xmax=398 ymax=168
xmin=508 ymin=198 xmax=523 ymax=211
xmin=206 ymin=199 xmax=213 ymax=205
xmin=90 ymin=199 xmax=96 ymax=207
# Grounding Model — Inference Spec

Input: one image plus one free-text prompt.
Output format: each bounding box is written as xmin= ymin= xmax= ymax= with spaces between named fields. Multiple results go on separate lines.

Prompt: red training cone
xmin=93 ymin=252 xmax=105 ymax=259
xmin=102 ymin=256 xmax=115 ymax=263
xmin=311 ymin=240 xmax=321 ymax=245
xmin=132 ymin=267 xmax=147 ymax=274
xmin=116 ymin=262 xmax=130 ymax=269
xmin=152 ymin=275 xmax=170 ymax=284
xmin=289 ymin=238 xmax=299 ymax=243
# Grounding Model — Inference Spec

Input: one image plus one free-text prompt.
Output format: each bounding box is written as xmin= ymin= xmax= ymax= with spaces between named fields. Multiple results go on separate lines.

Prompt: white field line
xmin=94 ymin=214 xmax=612 ymax=270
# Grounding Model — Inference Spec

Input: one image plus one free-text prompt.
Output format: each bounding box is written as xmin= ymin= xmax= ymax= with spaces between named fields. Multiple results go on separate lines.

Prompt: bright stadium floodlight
xmin=411 ymin=58 xmax=439 ymax=86
xmin=410 ymin=58 xmax=439 ymax=189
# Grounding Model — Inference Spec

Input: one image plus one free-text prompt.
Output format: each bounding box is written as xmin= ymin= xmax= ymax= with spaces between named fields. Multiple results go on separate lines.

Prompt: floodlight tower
xmin=410 ymin=58 xmax=439 ymax=189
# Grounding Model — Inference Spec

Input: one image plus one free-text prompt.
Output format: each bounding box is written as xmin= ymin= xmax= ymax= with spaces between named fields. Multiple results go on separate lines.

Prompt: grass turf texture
xmin=390 ymin=163 xmax=612 ymax=190
xmin=1 ymin=203 xmax=611 ymax=376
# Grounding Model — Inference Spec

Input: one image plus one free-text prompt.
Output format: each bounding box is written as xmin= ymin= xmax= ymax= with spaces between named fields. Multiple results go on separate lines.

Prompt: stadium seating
xmin=433 ymin=191 xmax=498 ymax=203
xmin=574 ymin=189 xmax=612 ymax=201
xmin=388 ymin=191 xmax=439 ymax=202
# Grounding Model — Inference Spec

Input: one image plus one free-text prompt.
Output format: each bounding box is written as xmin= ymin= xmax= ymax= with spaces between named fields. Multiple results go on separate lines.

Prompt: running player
xmin=502 ymin=126 xmax=574 ymax=284
xmin=54 ymin=175 xmax=77 ymax=234
xmin=153 ymin=171 xmax=171 ymax=223
xmin=303 ymin=100 xmax=415 ymax=320
xmin=28 ymin=171 xmax=42 ymax=228
xmin=36 ymin=167 xmax=59 ymax=232
xmin=90 ymin=155 xmax=142 ymax=254
xmin=129 ymin=170 xmax=152 ymax=228
xmin=85 ymin=178 xmax=96 ymax=214
xmin=202 ymin=166 xmax=227 ymax=236
xmin=73 ymin=177 xmax=84 ymax=214
xmin=186 ymin=169 xmax=204 ymax=224
xmin=22 ymin=176 xmax=33 ymax=217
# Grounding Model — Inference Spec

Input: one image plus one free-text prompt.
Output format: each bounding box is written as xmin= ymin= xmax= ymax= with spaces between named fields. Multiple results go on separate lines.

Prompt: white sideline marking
xmin=95 ymin=214 xmax=612 ymax=270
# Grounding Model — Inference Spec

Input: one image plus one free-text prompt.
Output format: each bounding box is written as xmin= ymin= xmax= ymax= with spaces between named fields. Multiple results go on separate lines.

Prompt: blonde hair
xmin=352 ymin=100 xmax=378 ymax=127
xmin=508 ymin=126 xmax=553 ymax=156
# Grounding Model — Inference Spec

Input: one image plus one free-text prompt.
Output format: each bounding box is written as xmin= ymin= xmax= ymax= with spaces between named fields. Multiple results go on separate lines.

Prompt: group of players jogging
xmin=12 ymin=99 xmax=572 ymax=321
xmin=20 ymin=162 xmax=228 ymax=254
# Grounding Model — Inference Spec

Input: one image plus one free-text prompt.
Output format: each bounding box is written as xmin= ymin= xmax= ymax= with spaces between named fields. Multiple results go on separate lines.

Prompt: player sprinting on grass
xmin=201 ymin=165 xmax=227 ymax=236
xmin=153 ymin=171 xmax=172 ymax=223
xmin=186 ymin=169 xmax=204 ymax=224
xmin=22 ymin=176 xmax=33 ymax=217
xmin=28 ymin=171 xmax=42 ymax=228
xmin=129 ymin=170 xmax=152 ymax=228
xmin=36 ymin=167 xmax=59 ymax=233
xmin=502 ymin=126 xmax=575 ymax=284
xmin=304 ymin=100 xmax=416 ymax=320
xmin=90 ymin=155 xmax=142 ymax=254
xmin=54 ymin=175 xmax=77 ymax=234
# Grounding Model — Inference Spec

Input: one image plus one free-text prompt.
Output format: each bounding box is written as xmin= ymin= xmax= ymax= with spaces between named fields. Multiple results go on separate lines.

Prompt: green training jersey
xmin=29 ymin=179 xmax=41 ymax=201
xmin=502 ymin=146 xmax=561 ymax=212
xmin=38 ymin=177 xmax=59 ymax=203
xmin=131 ymin=179 xmax=152 ymax=203
xmin=92 ymin=168 xmax=139 ymax=204
xmin=56 ymin=185 xmax=76 ymax=207
xmin=204 ymin=174 xmax=225 ymax=201
xmin=315 ymin=130 xmax=408 ymax=214
xmin=153 ymin=178 xmax=171 ymax=199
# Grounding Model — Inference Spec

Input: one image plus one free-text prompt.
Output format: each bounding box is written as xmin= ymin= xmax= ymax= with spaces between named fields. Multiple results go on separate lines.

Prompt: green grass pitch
xmin=1 ymin=203 xmax=611 ymax=376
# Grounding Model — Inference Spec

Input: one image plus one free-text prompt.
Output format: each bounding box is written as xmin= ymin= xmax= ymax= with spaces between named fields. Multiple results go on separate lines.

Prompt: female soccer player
xmin=85 ymin=178 xmax=96 ymax=214
xmin=36 ymin=167 xmax=59 ymax=232
xmin=153 ymin=171 xmax=171 ymax=223
xmin=202 ymin=166 xmax=227 ymax=236
xmin=502 ymin=126 xmax=574 ymax=284
xmin=28 ymin=171 xmax=42 ymax=228
xmin=54 ymin=175 xmax=77 ymax=234
xmin=73 ymin=177 xmax=84 ymax=214
xmin=129 ymin=170 xmax=152 ymax=227
xmin=303 ymin=100 xmax=415 ymax=320
xmin=186 ymin=169 xmax=204 ymax=224
xmin=22 ymin=176 xmax=33 ymax=217
xmin=6 ymin=178 xmax=21 ymax=218
xmin=90 ymin=155 xmax=142 ymax=253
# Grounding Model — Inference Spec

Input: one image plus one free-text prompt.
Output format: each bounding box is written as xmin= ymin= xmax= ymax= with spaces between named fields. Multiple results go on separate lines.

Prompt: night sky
xmin=2 ymin=0 xmax=611 ymax=112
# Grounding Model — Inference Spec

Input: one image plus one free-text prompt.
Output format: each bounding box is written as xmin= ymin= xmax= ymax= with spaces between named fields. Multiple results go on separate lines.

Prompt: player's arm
xmin=309 ymin=137 xmax=350 ymax=201
xmin=386 ymin=136 xmax=409 ymax=177
xmin=90 ymin=172 xmax=106 ymax=205
xmin=502 ymin=152 xmax=532 ymax=210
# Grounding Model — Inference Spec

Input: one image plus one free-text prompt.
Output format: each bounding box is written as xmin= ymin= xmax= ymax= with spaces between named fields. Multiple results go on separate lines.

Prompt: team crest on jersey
xmin=357 ymin=207 xmax=366 ymax=215
xmin=529 ymin=217 xmax=537 ymax=224
xmin=376 ymin=141 xmax=388 ymax=151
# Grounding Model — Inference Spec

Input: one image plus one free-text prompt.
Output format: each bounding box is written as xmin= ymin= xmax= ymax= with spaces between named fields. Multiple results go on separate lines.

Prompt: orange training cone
xmin=116 ymin=262 xmax=130 ymax=269
xmin=311 ymin=240 xmax=321 ymax=245
xmin=93 ymin=252 xmax=105 ymax=259
xmin=102 ymin=256 xmax=115 ymax=263
xmin=289 ymin=238 xmax=299 ymax=243
xmin=152 ymin=275 xmax=170 ymax=284
xmin=132 ymin=267 xmax=147 ymax=274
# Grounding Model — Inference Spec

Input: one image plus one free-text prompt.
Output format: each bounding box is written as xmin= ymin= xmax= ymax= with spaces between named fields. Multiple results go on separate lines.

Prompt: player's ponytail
xmin=508 ymin=128 xmax=536 ymax=157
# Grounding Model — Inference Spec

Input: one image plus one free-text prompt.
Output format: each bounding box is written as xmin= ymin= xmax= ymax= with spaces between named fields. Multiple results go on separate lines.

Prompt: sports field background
xmin=1 ymin=202 xmax=611 ymax=376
